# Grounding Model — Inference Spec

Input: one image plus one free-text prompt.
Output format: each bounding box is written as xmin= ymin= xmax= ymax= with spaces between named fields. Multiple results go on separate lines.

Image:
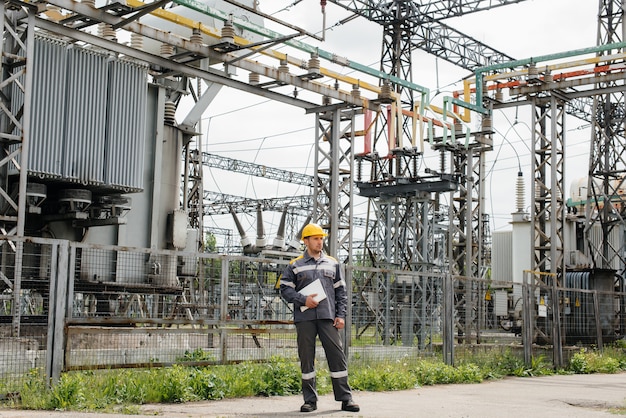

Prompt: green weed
xmin=5 ymin=344 xmax=625 ymax=413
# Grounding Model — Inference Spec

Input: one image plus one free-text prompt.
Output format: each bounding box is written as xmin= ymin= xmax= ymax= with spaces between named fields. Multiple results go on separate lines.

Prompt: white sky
xmin=186 ymin=0 xmax=599 ymax=247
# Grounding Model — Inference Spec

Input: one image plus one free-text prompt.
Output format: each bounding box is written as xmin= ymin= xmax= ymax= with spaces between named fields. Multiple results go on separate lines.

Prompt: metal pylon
xmin=529 ymin=95 xmax=566 ymax=366
xmin=186 ymin=147 xmax=203 ymax=245
xmin=586 ymin=1 xmax=626 ymax=273
xmin=0 ymin=3 xmax=36 ymax=337
xmin=531 ymin=96 xmax=566 ymax=276
xmin=446 ymin=137 xmax=489 ymax=344
xmin=585 ymin=0 xmax=626 ymax=339
xmin=312 ymin=107 xmax=355 ymax=261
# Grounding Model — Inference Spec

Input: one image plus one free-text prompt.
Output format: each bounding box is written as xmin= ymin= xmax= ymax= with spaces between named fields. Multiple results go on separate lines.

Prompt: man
xmin=280 ymin=223 xmax=360 ymax=413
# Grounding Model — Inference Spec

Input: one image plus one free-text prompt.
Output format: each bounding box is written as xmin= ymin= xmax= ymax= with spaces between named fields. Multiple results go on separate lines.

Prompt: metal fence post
xmin=593 ymin=290 xmax=603 ymax=350
xmin=46 ymin=240 xmax=69 ymax=384
xmin=219 ymin=256 xmax=229 ymax=364
xmin=552 ymin=276 xmax=563 ymax=368
xmin=522 ymin=271 xmax=532 ymax=366
xmin=442 ymin=273 xmax=454 ymax=366
xmin=12 ymin=241 xmax=24 ymax=337
xmin=344 ymin=264 xmax=351 ymax=358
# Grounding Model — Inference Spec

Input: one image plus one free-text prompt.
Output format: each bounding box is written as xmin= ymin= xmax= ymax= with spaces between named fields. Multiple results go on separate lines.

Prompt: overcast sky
xmin=190 ymin=0 xmax=599 ymax=247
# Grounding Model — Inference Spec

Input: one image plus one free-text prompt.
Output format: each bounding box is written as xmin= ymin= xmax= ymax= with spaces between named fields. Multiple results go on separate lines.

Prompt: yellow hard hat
xmin=301 ymin=223 xmax=327 ymax=240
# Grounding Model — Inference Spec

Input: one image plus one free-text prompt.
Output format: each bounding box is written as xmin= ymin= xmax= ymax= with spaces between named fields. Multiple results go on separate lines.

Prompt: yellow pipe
xmin=425 ymin=103 xmax=469 ymax=124
xmin=396 ymin=96 xmax=403 ymax=148
xmin=125 ymin=0 xmax=496 ymax=134
xmin=462 ymin=80 xmax=470 ymax=122
xmin=467 ymin=52 xmax=626 ymax=84
xmin=125 ymin=0 xmax=388 ymax=96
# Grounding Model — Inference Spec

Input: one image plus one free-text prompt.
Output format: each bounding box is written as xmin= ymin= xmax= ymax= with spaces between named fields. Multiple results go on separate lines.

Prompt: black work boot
xmin=341 ymin=399 xmax=360 ymax=412
xmin=300 ymin=402 xmax=317 ymax=413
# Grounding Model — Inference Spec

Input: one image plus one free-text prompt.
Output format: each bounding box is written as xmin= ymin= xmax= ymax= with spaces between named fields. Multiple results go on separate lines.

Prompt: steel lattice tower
xmin=586 ymin=2 xmax=626 ymax=272
xmin=0 ymin=2 xmax=36 ymax=337
xmin=312 ymin=107 xmax=355 ymax=261
xmin=585 ymin=0 xmax=626 ymax=338
xmin=332 ymin=0 xmax=507 ymax=344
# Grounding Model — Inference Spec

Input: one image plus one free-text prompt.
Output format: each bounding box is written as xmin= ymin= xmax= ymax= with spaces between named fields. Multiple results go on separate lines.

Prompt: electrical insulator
xmin=482 ymin=116 xmax=492 ymax=132
xmin=378 ymin=79 xmax=393 ymax=103
xmin=220 ymin=18 xmax=235 ymax=44
xmin=278 ymin=59 xmax=289 ymax=74
xmin=164 ymin=101 xmax=176 ymax=125
xmin=454 ymin=120 xmax=462 ymax=138
xmin=440 ymin=150 xmax=446 ymax=173
xmin=130 ymin=33 xmax=144 ymax=50
xmin=308 ymin=53 xmax=320 ymax=74
xmin=516 ymin=171 xmax=525 ymax=213
xmin=544 ymin=68 xmax=553 ymax=83
xmin=160 ymin=43 xmax=175 ymax=57
xmin=190 ymin=28 xmax=203 ymax=44
xmin=249 ymin=72 xmax=260 ymax=85
xmin=98 ymin=23 xmax=117 ymax=42
xmin=527 ymin=62 xmax=539 ymax=83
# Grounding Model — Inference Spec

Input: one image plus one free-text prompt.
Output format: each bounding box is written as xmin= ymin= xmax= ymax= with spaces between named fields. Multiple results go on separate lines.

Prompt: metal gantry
xmin=586 ymin=1 xmax=626 ymax=272
xmin=586 ymin=0 xmax=626 ymax=338
xmin=328 ymin=0 xmax=520 ymax=68
xmin=2 ymin=0 xmax=625 ymax=351
xmin=0 ymin=0 xmax=408 ymax=338
xmin=530 ymin=96 xmax=566 ymax=277
xmin=531 ymin=96 xmax=566 ymax=366
xmin=312 ymin=107 xmax=355 ymax=260
xmin=0 ymin=1 xmax=36 ymax=336
xmin=443 ymin=132 xmax=492 ymax=343
xmin=334 ymin=0 xmax=504 ymax=346
xmin=323 ymin=0 xmax=624 ymax=349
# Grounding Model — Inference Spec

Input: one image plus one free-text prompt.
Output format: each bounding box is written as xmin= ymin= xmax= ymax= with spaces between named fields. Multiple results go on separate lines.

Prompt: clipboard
xmin=299 ymin=279 xmax=327 ymax=312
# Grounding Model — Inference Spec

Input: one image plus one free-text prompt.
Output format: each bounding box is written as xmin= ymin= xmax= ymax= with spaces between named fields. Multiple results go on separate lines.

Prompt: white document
xmin=299 ymin=279 xmax=327 ymax=312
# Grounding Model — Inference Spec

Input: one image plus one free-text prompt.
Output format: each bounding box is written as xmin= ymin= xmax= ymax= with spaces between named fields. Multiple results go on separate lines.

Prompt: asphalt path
xmin=0 ymin=372 xmax=624 ymax=418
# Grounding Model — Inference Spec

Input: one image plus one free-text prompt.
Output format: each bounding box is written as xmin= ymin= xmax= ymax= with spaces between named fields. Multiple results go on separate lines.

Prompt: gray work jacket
xmin=280 ymin=250 xmax=348 ymax=323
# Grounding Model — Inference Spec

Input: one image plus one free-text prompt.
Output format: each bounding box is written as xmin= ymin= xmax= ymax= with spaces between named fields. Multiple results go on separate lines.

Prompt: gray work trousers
xmin=295 ymin=319 xmax=352 ymax=403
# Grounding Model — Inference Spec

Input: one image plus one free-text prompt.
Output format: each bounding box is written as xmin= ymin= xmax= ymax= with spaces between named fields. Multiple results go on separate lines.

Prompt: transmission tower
xmin=585 ymin=0 xmax=626 ymax=337
xmin=330 ymin=0 xmax=514 ymax=345
xmin=586 ymin=2 xmax=626 ymax=272
xmin=0 ymin=2 xmax=36 ymax=336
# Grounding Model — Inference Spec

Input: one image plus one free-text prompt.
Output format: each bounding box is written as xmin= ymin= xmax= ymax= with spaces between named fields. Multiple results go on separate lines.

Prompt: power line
xmin=208 ymin=126 xmax=314 ymax=147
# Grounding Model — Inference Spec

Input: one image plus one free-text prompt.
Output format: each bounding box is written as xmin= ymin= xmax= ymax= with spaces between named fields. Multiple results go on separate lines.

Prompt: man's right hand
xmin=305 ymin=293 xmax=319 ymax=309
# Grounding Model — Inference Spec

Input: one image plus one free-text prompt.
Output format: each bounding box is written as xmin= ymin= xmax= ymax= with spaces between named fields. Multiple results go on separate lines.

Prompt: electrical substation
xmin=0 ymin=0 xmax=625 ymax=388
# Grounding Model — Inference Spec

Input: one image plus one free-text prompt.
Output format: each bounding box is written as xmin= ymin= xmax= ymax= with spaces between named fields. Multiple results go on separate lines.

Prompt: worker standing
xmin=280 ymin=223 xmax=360 ymax=413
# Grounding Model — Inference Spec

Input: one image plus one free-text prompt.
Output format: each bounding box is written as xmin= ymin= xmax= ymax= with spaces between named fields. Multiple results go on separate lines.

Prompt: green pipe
xmin=173 ymin=0 xmax=429 ymax=94
xmin=474 ymin=41 xmax=626 ymax=113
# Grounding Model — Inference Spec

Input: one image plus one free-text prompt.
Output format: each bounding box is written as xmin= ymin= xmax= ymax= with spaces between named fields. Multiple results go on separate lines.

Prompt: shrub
xmin=253 ymin=357 xmax=301 ymax=397
xmin=350 ymin=362 xmax=417 ymax=391
xmin=569 ymin=348 xmax=623 ymax=374
xmin=9 ymin=347 xmax=626 ymax=413
xmin=49 ymin=373 xmax=87 ymax=410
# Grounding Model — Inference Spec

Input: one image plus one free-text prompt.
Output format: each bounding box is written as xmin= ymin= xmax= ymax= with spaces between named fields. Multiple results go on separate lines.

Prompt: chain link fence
xmin=0 ymin=236 xmax=624 ymax=394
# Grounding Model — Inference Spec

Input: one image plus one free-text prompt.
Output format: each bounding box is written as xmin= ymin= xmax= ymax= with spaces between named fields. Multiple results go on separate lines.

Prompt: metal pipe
xmin=169 ymin=0 xmax=429 ymax=94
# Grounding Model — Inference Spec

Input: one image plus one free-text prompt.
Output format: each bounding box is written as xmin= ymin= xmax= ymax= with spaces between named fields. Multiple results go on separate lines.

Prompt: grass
xmin=2 ymin=345 xmax=625 ymax=414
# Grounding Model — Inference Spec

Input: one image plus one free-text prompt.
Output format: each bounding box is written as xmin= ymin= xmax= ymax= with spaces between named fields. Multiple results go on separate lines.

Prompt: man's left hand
xmin=333 ymin=317 xmax=345 ymax=329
